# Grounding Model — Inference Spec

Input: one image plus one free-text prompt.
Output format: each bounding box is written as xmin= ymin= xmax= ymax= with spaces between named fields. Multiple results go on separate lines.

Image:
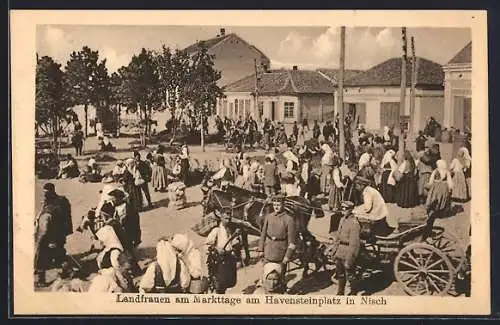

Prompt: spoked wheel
xmin=394 ymin=243 xmax=454 ymax=296
xmin=425 ymin=227 xmax=467 ymax=272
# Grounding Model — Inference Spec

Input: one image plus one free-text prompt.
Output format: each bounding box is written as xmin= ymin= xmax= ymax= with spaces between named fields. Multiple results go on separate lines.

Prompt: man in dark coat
xmin=332 ymin=201 xmax=361 ymax=295
xmin=258 ymin=195 xmax=297 ymax=279
xmin=312 ymin=120 xmax=321 ymax=139
xmin=134 ymin=151 xmax=153 ymax=209
xmin=35 ymin=183 xmax=73 ymax=287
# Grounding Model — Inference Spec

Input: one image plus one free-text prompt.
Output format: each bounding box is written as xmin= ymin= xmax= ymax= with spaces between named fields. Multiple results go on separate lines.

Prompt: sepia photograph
xmin=11 ymin=10 xmax=489 ymax=315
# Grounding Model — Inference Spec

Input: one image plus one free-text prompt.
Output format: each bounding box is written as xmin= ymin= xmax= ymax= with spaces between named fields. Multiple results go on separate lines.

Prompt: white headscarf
xmin=380 ymin=150 xmax=396 ymax=169
xmin=139 ymin=240 xmax=190 ymax=291
xmin=88 ymin=267 xmax=121 ymax=293
xmin=458 ymin=147 xmax=472 ymax=169
xmin=170 ymin=234 xmax=203 ymax=279
xmin=429 ymin=159 xmax=453 ymax=189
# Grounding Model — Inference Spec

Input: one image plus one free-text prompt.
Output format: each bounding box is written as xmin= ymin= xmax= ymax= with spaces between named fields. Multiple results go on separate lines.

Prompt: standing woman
xmin=417 ymin=150 xmax=434 ymax=204
xmin=123 ymin=158 xmax=144 ymax=212
xmin=379 ymin=149 xmax=397 ymax=204
xmin=328 ymin=157 xmax=346 ymax=211
xmin=152 ymin=151 xmax=168 ymax=192
xmin=394 ymin=150 xmax=420 ymax=208
xmin=179 ymin=143 xmax=190 ymax=185
xmin=425 ymin=160 xmax=453 ymax=221
xmin=320 ymin=143 xmax=335 ymax=195
xmin=449 ymin=147 xmax=471 ymax=202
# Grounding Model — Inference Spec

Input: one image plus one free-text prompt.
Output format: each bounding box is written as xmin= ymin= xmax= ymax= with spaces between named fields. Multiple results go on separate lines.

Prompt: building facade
xmin=442 ymin=41 xmax=472 ymax=132
xmin=343 ymin=57 xmax=445 ymax=133
xmin=220 ymin=68 xmax=339 ymax=124
xmin=183 ymin=28 xmax=270 ymax=87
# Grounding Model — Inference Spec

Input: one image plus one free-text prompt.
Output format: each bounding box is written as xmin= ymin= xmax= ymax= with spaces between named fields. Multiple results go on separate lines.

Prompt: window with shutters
xmin=258 ymin=101 xmax=264 ymax=118
xmin=284 ymin=102 xmax=295 ymax=118
xmin=239 ymin=99 xmax=245 ymax=116
xmin=234 ymin=99 xmax=239 ymax=116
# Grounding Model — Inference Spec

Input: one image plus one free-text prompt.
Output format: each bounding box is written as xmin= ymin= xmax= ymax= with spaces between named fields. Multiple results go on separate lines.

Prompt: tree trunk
xmin=84 ymin=103 xmax=88 ymax=138
xmin=200 ymin=109 xmax=205 ymax=152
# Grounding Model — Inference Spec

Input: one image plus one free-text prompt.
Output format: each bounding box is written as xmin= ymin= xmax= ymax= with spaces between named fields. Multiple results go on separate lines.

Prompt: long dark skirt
xmin=379 ymin=170 xmax=395 ymax=203
xmin=124 ymin=183 xmax=144 ymax=212
xmin=395 ymin=173 xmax=420 ymax=208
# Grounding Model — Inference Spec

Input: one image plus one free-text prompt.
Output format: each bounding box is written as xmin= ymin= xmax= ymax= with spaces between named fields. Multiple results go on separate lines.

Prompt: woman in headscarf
xmin=425 ymin=159 xmax=453 ymax=220
xmin=382 ymin=126 xmax=392 ymax=148
xmin=379 ymin=149 xmax=397 ymax=203
xmin=242 ymin=161 xmax=262 ymax=192
xmin=328 ymin=157 xmax=346 ymax=211
xmin=417 ymin=149 xmax=434 ymax=204
xmin=394 ymin=150 xmax=420 ymax=208
xmin=122 ymin=158 xmax=144 ymax=212
xmin=179 ymin=143 xmax=190 ymax=185
xmin=112 ymin=160 xmax=127 ymax=181
xmin=320 ymin=143 xmax=335 ymax=195
xmin=139 ymin=238 xmax=191 ymax=293
xmin=449 ymin=147 xmax=471 ymax=202
xmin=170 ymin=233 xmax=208 ymax=293
xmin=152 ymin=151 xmax=168 ymax=192
xmin=260 ymin=262 xmax=285 ymax=294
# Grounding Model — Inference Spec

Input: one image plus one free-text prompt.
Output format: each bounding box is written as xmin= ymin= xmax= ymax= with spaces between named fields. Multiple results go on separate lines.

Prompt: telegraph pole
xmin=409 ymin=36 xmax=417 ymax=136
xmin=254 ymin=58 xmax=260 ymax=123
xmin=397 ymin=27 xmax=408 ymax=162
xmin=338 ymin=26 xmax=346 ymax=159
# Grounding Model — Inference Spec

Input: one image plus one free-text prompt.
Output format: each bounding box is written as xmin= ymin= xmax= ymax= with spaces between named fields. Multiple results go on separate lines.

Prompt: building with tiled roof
xmin=342 ymin=56 xmax=445 ymax=132
xmin=220 ymin=67 xmax=344 ymax=123
xmin=182 ymin=28 xmax=270 ymax=87
xmin=443 ymin=41 xmax=472 ymax=132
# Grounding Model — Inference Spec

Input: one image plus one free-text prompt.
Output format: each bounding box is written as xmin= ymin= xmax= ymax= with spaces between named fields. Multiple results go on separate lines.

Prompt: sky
xmin=36 ymin=25 xmax=471 ymax=73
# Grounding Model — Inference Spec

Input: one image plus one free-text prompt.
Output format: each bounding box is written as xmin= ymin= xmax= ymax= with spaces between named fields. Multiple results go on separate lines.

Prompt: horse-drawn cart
xmin=334 ymin=214 xmax=468 ymax=296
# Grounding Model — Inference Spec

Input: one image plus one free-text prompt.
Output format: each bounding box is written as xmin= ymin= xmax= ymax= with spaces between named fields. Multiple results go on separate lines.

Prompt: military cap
xmin=43 ymin=183 xmax=55 ymax=192
xmin=340 ymin=201 xmax=355 ymax=212
xmin=271 ymin=194 xmax=285 ymax=202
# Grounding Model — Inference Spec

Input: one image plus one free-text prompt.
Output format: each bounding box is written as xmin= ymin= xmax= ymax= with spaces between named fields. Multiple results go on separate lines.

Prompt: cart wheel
xmin=425 ymin=227 xmax=467 ymax=272
xmin=394 ymin=243 xmax=454 ymax=296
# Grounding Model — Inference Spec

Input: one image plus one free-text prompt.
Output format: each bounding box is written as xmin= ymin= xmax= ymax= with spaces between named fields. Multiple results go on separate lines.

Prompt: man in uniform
xmin=332 ymin=201 xmax=361 ymax=295
xmin=258 ymin=195 xmax=297 ymax=288
xmin=35 ymin=183 xmax=73 ymax=287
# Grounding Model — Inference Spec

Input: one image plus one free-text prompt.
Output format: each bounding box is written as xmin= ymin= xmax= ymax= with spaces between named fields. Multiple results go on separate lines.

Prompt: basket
xmin=189 ymin=276 xmax=209 ymax=294
xmin=192 ymin=214 xmax=219 ymax=237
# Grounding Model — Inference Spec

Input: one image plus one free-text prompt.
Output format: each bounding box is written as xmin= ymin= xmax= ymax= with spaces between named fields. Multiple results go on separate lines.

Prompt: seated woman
xmin=88 ymin=250 xmax=136 ymax=293
xmin=170 ymin=234 xmax=208 ymax=294
xmin=139 ymin=238 xmax=191 ymax=293
xmin=255 ymin=262 xmax=285 ymax=294
xmin=112 ymin=160 xmax=127 ymax=181
xmin=99 ymin=136 xmax=116 ymax=152
xmin=79 ymin=158 xmax=103 ymax=183
xmin=57 ymin=154 xmax=79 ymax=179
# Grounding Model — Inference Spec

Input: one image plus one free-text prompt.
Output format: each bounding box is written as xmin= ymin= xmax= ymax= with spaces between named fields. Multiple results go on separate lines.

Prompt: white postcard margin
xmin=10 ymin=10 xmax=490 ymax=315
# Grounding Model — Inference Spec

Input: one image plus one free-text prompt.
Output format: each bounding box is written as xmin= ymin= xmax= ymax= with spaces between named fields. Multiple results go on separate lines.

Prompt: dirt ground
xmin=34 ymin=136 xmax=471 ymax=296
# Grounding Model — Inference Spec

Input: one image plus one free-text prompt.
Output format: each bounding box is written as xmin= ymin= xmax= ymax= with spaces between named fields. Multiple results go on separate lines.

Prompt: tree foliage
xmin=63 ymin=46 xmax=105 ymax=136
xmin=35 ymin=55 xmax=64 ymax=138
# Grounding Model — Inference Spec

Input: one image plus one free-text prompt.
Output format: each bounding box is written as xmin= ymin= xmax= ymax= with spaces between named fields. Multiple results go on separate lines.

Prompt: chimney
xmin=292 ymin=65 xmax=298 ymax=71
xmin=220 ymin=28 xmax=226 ymax=37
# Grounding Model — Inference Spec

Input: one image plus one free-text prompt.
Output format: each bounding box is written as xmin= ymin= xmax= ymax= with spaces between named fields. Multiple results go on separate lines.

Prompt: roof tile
xmin=344 ymin=57 xmax=444 ymax=87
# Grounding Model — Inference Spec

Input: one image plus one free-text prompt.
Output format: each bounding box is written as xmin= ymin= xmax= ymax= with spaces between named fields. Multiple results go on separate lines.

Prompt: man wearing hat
xmin=35 ymin=183 xmax=73 ymax=286
xmin=258 ymin=195 xmax=297 ymax=285
xmin=332 ymin=201 xmax=360 ymax=295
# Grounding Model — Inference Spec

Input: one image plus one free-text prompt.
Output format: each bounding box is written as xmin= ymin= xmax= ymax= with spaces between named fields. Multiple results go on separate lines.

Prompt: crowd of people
xmin=34 ymin=115 xmax=472 ymax=296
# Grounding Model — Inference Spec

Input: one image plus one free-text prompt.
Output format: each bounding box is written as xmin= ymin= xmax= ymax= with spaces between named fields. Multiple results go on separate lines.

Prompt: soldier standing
xmin=258 ymin=195 xmax=297 ymax=289
xmin=35 ymin=183 xmax=73 ymax=287
xmin=332 ymin=201 xmax=361 ymax=295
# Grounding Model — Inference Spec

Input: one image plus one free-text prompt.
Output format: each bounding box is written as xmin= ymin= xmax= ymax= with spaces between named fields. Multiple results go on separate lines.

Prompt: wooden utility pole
xmin=338 ymin=26 xmax=346 ymax=159
xmin=409 ymin=36 xmax=417 ymax=136
xmin=254 ymin=59 xmax=260 ymax=122
xmin=397 ymin=27 xmax=408 ymax=162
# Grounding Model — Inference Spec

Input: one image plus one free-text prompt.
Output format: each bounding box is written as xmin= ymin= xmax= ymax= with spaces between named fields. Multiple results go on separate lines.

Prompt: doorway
xmin=271 ymin=101 xmax=276 ymax=121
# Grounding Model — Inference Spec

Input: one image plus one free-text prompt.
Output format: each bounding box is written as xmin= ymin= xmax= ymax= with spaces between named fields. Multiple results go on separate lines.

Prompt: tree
xmin=120 ymin=48 xmax=162 ymax=145
xmin=155 ymin=46 xmax=191 ymax=143
xmin=184 ymin=42 xmax=224 ymax=151
xmin=35 ymin=55 xmax=64 ymax=145
xmin=63 ymin=46 xmax=102 ymax=137
xmin=109 ymin=71 xmax=126 ymax=136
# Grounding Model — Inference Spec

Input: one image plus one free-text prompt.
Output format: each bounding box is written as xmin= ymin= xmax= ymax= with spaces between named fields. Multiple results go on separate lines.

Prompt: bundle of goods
xmin=167 ymin=181 xmax=187 ymax=210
